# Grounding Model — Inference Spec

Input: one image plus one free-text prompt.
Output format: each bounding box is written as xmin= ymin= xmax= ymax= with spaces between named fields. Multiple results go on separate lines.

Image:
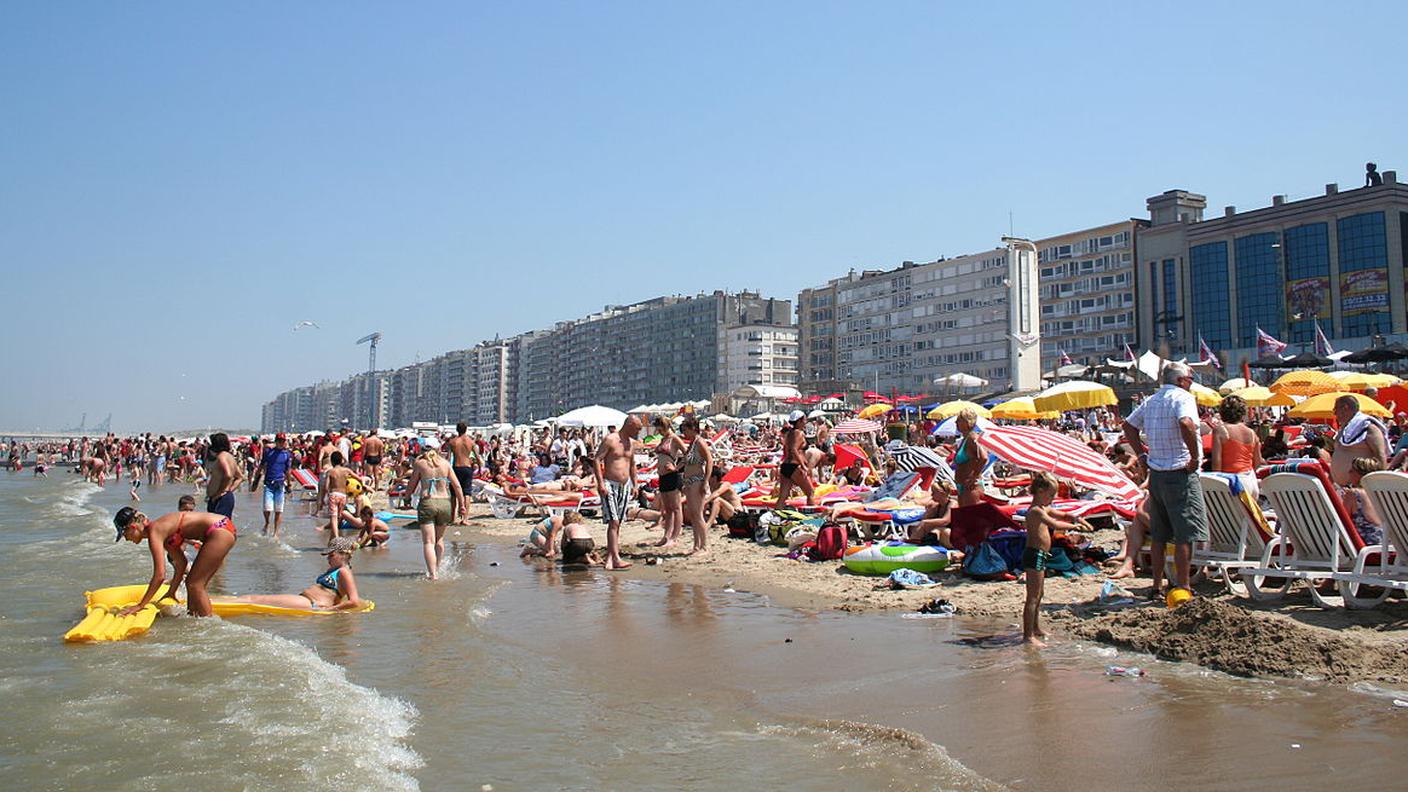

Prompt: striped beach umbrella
xmin=975 ymin=424 xmax=1140 ymax=500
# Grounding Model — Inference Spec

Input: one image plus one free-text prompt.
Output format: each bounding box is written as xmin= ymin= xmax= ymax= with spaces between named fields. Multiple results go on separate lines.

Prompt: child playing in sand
xmin=1022 ymin=472 xmax=1087 ymax=646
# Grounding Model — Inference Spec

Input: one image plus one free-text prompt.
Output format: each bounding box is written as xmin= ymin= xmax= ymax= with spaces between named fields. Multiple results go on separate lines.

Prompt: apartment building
xmin=1036 ymin=220 xmax=1144 ymax=369
xmin=796 ymin=239 xmax=1041 ymax=395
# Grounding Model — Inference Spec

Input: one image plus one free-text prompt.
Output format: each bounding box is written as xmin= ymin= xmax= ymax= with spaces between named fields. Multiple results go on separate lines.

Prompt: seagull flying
xmin=293 ymin=320 xmax=320 ymax=331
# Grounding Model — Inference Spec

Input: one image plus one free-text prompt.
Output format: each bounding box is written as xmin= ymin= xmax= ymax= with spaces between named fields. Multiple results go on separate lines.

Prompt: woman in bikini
xmin=405 ymin=448 xmax=463 ymax=580
xmin=678 ymin=416 xmax=714 ymax=555
xmin=217 ymin=537 xmax=365 ymax=611
xmin=652 ymin=415 xmax=686 ymax=548
xmin=112 ymin=505 xmax=238 ymax=617
xmin=947 ymin=407 xmax=1022 ymax=550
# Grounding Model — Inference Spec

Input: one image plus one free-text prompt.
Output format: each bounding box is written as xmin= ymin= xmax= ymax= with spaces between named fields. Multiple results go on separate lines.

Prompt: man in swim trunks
xmin=324 ymin=451 xmax=354 ymax=539
xmin=363 ymin=428 xmax=385 ymax=491
xmin=205 ymin=432 xmax=243 ymax=518
xmin=593 ymin=415 xmax=640 ymax=570
xmin=446 ymin=422 xmax=479 ymax=525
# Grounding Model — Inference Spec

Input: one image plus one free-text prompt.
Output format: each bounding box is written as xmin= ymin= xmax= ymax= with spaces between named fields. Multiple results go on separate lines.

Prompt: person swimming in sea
xmin=215 ymin=537 xmax=365 ymax=611
xmin=112 ymin=505 xmax=237 ymax=617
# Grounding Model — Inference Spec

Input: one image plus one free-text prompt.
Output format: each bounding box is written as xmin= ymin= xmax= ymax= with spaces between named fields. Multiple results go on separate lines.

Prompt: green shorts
xmin=1147 ymin=469 xmax=1209 ymax=545
xmin=417 ymin=496 xmax=452 ymax=528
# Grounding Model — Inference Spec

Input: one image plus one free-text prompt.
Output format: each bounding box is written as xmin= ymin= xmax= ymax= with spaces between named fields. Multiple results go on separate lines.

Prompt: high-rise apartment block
xmin=260 ymin=292 xmax=794 ymax=432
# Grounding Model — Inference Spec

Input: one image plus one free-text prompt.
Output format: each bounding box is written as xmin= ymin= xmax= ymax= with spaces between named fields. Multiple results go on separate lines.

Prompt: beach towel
xmin=1340 ymin=412 xmax=1386 ymax=446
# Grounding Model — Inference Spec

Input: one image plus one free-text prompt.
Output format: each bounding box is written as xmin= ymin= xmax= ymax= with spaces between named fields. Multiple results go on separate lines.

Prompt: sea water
xmin=2 ymin=471 xmax=1406 ymax=791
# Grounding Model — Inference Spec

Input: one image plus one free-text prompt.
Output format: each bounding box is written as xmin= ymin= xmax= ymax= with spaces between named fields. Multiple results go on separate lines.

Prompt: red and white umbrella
xmin=975 ymin=424 xmax=1140 ymax=501
xmin=833 ymin=418 xmax=883 ymax=435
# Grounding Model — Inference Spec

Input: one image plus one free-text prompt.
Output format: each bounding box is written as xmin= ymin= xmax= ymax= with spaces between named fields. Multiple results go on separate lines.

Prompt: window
xmin=1162 ymin=259 xmax=1177 ymax=321
xmin=1189 ymin=242 xmax=1231 ymax=349
xmin=1338 ymin=212 xmax=1389 ymax=337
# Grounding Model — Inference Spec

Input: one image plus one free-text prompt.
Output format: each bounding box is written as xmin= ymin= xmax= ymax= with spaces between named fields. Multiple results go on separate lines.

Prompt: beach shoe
xmin=917 ymin=598 xmax=956 ymax=615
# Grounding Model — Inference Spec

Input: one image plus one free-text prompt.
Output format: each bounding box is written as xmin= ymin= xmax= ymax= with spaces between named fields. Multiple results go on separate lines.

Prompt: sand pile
xmin=1070 ymin=597 xmax=1408 ymax=683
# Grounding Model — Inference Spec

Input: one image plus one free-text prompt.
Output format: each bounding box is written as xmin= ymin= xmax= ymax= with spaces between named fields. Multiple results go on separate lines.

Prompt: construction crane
xmin=355 ymin=332 xmax=383 ymax=430
xmin=356 ymin=332 xmax=382 ymax=374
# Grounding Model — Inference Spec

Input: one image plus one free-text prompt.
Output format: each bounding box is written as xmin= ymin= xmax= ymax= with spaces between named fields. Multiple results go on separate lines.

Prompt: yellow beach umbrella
xmin=1217 ymin=377 xmax=1257 ymax=394
xmin=1032 ymin=380 xmax=1118 ymax=413
xmin=1326 ymin=371 xmax=1402 ymax=391
xmin=1190 ymin=383 xmax=1223 ymax=407
xmin=926 ymin=400 xmax=992 ymax=420
xmin=1270 ymin=370 xmax=1338 ymax=396
xmin=857 ymin=403 xmax=893 ymax=420
xmin=1229 ymin=386 xmax=1296 ymax=408
xmin=990 ymin=397 xmax=1059 ymax=421
xmin=1287 ymin=391 xmax=1392 ymax=421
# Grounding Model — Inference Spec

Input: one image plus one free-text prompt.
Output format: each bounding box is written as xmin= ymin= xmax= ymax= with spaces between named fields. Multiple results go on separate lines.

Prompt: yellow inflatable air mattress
xmin=65 ymin=584 xmax=374 ymax=643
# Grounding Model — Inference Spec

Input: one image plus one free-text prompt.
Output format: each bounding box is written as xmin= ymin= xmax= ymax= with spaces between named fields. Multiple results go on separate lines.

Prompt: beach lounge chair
xmin=1342 ymin=471 xmax=1408 ymax=608
xmin=1242 ymin=461 xmax=1368 ymax=608
xmin=1196 ymin=473 xmax=1273 ymax=595
xmin=484 ymin=485 xmax=529 ymax=519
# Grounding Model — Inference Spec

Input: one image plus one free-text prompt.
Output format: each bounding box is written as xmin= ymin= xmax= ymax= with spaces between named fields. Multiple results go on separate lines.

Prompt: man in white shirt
xmin=1122 ymin=362 xmax=1207 ymax=596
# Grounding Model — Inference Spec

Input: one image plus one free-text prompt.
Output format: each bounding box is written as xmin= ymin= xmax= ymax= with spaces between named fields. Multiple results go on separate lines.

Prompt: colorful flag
xmin=1123 ymin=343 xmax=1137 ymax=362
xmin=1059 ymin=348 xmax=1073 ymax=366
xmin=1256 ymin=327 xmax=1287 ymax=358
xmin=1198 ymin=335 xmax=1223 ymax=370
xmin=1314 ymin=321 xmax=1335 ymax=357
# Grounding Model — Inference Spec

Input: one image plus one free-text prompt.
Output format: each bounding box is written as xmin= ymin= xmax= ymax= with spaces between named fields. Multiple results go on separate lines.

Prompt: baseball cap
xmin=275 ymin=433 xmax=287 ymax=442
xmin=113 ymin=506 xmax=137 ymax=542
xmin=788 ymin=410 xmax=806 ymax=422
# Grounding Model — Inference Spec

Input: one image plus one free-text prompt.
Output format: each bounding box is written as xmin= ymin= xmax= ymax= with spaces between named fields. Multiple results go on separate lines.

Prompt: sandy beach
xmin=445 ymin=503 xmax=1408 ymax=686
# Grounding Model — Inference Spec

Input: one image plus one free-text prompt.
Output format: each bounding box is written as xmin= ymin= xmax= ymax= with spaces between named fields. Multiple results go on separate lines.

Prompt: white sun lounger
xmin=1243 ymin=469 xmax=1367 ymax=608
xmin=1196 ymin=473 xmax=1270 ymax=596
xmin=1342 ymin=471 xmax=1408 ymax=608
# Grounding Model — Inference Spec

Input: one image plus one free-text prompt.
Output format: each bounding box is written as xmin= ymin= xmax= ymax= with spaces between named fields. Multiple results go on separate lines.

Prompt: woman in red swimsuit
xmin=113 ymin=506 xmax=237 ymax=617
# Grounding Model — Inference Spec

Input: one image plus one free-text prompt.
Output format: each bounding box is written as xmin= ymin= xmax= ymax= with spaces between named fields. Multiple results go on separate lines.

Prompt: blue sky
xmin=2 ymin=1 xmax=1403 ymax=431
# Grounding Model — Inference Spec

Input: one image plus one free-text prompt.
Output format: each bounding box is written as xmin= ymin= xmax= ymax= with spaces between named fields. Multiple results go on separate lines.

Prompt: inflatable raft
xmin=842 ymin=542 xmax=952 ymax=575
xmin=64 ymin=584 xmax=374 ymax=643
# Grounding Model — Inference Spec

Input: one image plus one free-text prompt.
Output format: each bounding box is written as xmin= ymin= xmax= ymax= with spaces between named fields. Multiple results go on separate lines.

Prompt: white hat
xmin=787 ymin=410 xmax=806 ymax=422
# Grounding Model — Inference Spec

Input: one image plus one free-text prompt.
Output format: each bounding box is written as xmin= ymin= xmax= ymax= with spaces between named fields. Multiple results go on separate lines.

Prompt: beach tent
xmin=557 ymin=405 xmax=628 ymax=428
xmin=934 ymin=372 xmax=989 ymax=389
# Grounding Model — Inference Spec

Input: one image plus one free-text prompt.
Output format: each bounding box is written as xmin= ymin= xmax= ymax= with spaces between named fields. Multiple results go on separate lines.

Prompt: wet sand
xmin=441 ymin=503 xmax=1408 ymax=685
